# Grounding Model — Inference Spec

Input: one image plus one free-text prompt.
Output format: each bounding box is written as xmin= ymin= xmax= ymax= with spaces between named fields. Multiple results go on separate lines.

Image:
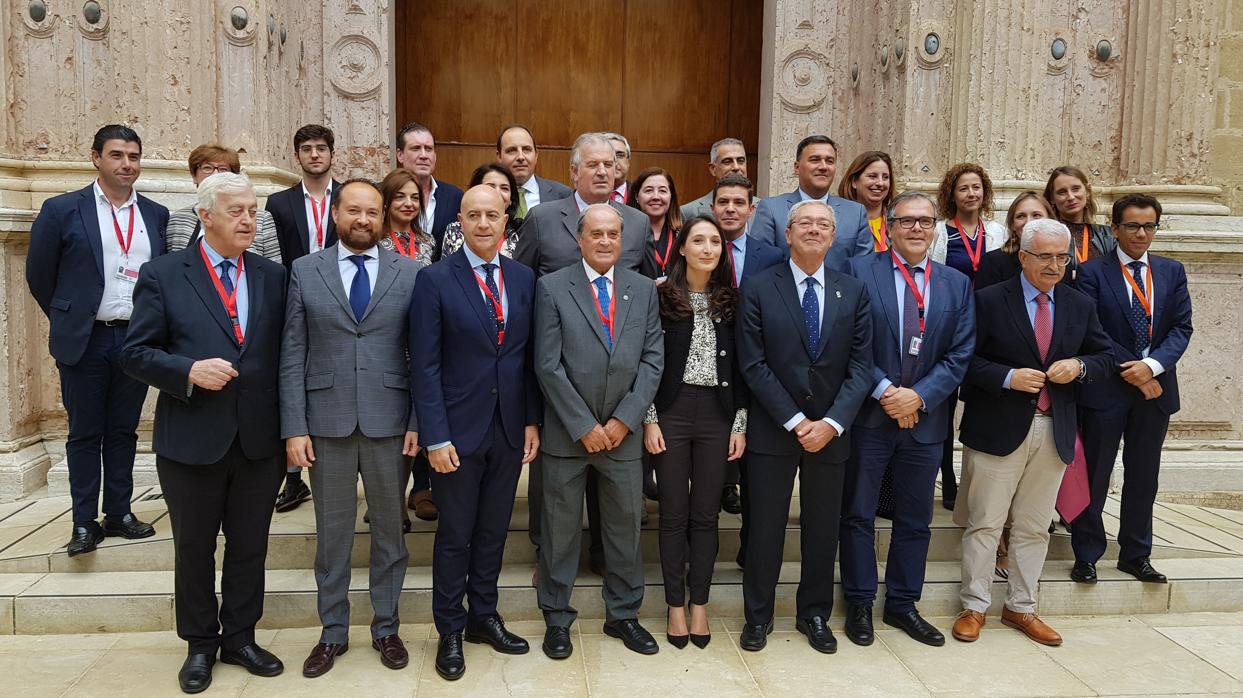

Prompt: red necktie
xmin=1034 ymin=292 xmax=1052 ymax=412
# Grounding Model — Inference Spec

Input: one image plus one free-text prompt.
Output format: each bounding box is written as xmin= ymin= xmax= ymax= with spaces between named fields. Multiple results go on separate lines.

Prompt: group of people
xmin=25 ymin=122 xmax=1193 ymax=694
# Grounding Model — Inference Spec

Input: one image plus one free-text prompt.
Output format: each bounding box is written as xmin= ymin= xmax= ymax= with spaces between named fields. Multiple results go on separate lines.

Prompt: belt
xmin=96 ymin=319 xmax=129 ymax=327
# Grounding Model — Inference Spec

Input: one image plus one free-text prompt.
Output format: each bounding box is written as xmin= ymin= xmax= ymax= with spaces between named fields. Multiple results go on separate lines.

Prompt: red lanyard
xmin=593 ymin=278 xmax=617 ymax=340
xmin=111 ymin=205 xmax=135 ymax=256
xmin=872 ymin=218 xmax=888 ymax=252
xmin=953 ymin=217 xmax=984 ymax=271
xmin=894 ymin=253 xmax=932 ymax=333
xmin=310 ymin=193 xmax=328 ymax=250
xmin=198 ymin=243 xmax=245 ymax=344
xmin=1119 ymin=259 xmax=1154 ymax=336
xmin=473 ymin=264 xmax=507 ymax=344
xmin=653 ymin=229 xmax=675 ymax=273
xmin=389 ymin=231 xmax=418 ymax=259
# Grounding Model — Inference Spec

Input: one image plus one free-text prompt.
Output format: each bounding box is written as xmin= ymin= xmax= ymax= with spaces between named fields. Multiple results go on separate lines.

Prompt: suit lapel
xmin=815 ymin=274 xmax=839 ymax=358
xmin=610 ymin=273 xmax=634 ymax=349
xmin=922 ymin=262 xmax=949 ymax=337
xmin=452 ymin=251 xmax=499 ymax=347
xmin=290 ymin=188 xmax=312 ymax=258
xmin=184 ymin=243 xmax=241 ymax=347
xmin=324 ymin=180 xmax=341 ymax=246
xmin=1003 ymin=279 xmax=1043 ymax=365
xmin=559 ymin=201 xmax=578 ymax=246
xmin=136 ymin=196 xmax=164 ymax=257
xmin=774 ymin=266 xmax=813 ymax=357
xmin=1105 ymin=256 xmax=1141 ymax=346
xmin=361 ymin=247 xmax=400 ymax=322
xmin=569 ymin=266 xmax=612 ymax=351
xmin=315 ymin=249 xmax=356 ymax=321
xmin=241 ymin=252 xmax=263 ymax=354
xmin=76 ymin=188 xmax=106 ymax=280
xmin=1051 ymin=284 xmax=1071 ymax=360
xmin=870 ymin=255 xmax=901 ymax=344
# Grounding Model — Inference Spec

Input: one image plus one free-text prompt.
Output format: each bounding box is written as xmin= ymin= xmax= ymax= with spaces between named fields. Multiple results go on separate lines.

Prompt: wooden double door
xmin=395 ymin=0 xmax=763 ymax=201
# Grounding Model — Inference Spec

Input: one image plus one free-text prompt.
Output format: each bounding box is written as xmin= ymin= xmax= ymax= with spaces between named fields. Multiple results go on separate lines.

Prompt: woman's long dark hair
xmin=658 ymin=215 xmax=738 ymax=323
xmin=469 ymin=162 xmax=521 ymax=228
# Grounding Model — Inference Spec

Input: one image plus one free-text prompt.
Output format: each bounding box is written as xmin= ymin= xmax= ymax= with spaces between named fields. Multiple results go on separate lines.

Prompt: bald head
xmin=459 ymin=184 xmax=509 ymax=260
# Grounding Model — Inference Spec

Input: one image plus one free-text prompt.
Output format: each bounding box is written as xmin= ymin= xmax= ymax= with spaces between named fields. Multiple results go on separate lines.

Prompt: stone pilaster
xmin=321 ymin=0 xmax=393 ymax=179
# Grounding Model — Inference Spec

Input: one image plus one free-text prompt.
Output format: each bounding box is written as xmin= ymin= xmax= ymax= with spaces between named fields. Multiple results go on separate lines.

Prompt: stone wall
xmin=1213 ymin=0 xmax=1243 ymax=210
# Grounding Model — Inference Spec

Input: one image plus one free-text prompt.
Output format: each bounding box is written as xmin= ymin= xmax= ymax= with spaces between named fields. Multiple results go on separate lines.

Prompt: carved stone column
xmin=321 ymin=0 xmax=393 ymax=178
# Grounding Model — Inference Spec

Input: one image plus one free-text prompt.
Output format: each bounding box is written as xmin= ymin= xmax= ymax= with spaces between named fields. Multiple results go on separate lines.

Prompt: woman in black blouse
xmin=975 ymin=191 xmax=1055 ymax=289
xmin=1044 ymin=165 xmax=1117 ymax=282
xmin=643 ymin=215 xmax=747 ymax=650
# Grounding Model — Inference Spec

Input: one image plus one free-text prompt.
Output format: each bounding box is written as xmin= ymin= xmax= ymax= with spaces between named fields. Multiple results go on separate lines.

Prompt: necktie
xmin=1034 ymin=292 xmax=1052 ymax=412
xmin=217 ymin=260 xmax=235 ymax=296
xmin=348 ymin=254 xmax=371 ymax=322
xmin=731 ymin=241 xmax=742 ymax=288
xmin=1128 ymin=261 xmax=1151 ymax=354
xmin=517 ymin=187 xmax=529 ymax=219
xmin=900 ymin=264 xmax=922 ymax=387
xmin=802 ymin=277 xmax=820 ymax=353
xmin=481 ymin=263 xmax=503 ymax=340
xmin=593 ymin=276 xmax=612 ymax=349
xmin=611 ymin=190 xmax=625 ymax=205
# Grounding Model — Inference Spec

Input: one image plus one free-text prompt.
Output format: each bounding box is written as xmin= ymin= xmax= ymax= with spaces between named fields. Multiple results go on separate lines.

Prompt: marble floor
xmin=5 ymin=612 xmax=1243 ymax=697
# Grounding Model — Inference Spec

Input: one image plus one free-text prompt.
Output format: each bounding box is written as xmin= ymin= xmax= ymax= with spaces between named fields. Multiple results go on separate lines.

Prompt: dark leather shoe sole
xmin=542 ymin=638 xmax=573 ymax=660
xmin=274 ymin=491 xmax=311 ymax=513
xmin=302 ymin=644 xmax=347 ymax=678
xmin=883 ymin=614 xmax=946 ymax=647
xmin=464 ymin=630 xmax=530 ymax=655
xmin=435 ymin=661 xmax=465 ymax=681
xmin=179 ymin=675 xmax=211 ymax=694
xmin=1070 ymin=563 xmax=1098 ymax=584
xmin=603 ymin=623 xmax=659 ymax=655
xmin=102 ymin=523 xmax=155 ymax=539
xmin=1118 ymin=562 xmax=1168 ymax=584
xmin=796 ymin=621 xmax=838 ymax=654
xmin=845 ymin=625 xmax=874 ymax=646
xmin=220 ymin=652 xmax=284 ymax=677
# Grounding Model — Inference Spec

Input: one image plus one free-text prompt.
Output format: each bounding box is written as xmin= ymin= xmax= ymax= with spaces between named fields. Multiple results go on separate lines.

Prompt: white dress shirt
xmin=463 ymin=244 xmax=509 ymax=317
xmin=93 ymin=181 xmax=152 ymax=321
xmin=418 ymin=177 xmax=440 ymax=235
xmin=1117 ymin=247 xmax=1165 ymax=376
xmin=583 ymin=259 xmax=615 ymax=300
xmin=337 ymin=243 xmax=379 ymax=295
xmin=781 ymin=259 xmax=844 ymax=436
xmin=522 ymin=177 xmax=542 ymax=211
xmin=302 ymin=180 xmax=333 ymax=254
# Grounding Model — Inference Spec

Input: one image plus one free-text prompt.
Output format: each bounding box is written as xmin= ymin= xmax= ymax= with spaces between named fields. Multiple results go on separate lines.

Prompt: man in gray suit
xmin=680 ymin=137 xmax=758 ymax=221
xmin=496 ymin=124 xmax=572 ymax=218
xmin=279 ymin=179 xmax=423 ymax=678
xmin=534 ymin=204 xmax=664 ymax=659
xmin=514 ymin=132 xmax=650 ymax=277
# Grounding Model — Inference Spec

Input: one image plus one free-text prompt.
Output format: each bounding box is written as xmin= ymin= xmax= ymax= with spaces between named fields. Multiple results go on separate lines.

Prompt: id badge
xmin=115 ymin=264 xmax=140 ymax=284
xmin=908 ymin=335 xmax=922 ymax=357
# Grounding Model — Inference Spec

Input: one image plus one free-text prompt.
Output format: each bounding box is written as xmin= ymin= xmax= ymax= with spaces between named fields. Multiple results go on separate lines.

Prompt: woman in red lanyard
xmin=440 ymin=163 xmax=523 ymax=260
xmin=377 ymin=168 xmax=436 ymax=267
xmin=838 ymin=151 xmax=894 ymax=252
xmin=1044 ymin=165 xmax=1118 ymax=282
xmin=628 ymin=167 xmax=684 ymax=282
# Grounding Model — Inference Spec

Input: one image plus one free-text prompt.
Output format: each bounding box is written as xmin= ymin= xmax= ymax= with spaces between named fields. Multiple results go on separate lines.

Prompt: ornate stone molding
xmin=328 ymin=35 xmax=383 ymax=99
xmin=776 ymin=46 xmax=831 ymax=113
xmin=21 ymin=0 xmax=58 ymax=38
xmin=913 ymin=21 xmax=948 ymax=70
xmin=223 ymin=2 xmax=258 ymax=47
xmin=75 ymin=0 xmax=109 ymax=40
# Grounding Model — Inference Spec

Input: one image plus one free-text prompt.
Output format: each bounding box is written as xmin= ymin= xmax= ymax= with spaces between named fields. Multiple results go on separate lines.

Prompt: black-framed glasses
xmin=197 ymin=164 xmax=233 ymax=175
xmin=1117 ymin=222 xmax=1159 ymax=234
xmin=893 ymin=216 xmax=936 ymax=230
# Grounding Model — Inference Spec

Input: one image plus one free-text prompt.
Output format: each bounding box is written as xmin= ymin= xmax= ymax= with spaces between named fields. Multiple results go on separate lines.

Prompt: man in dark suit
xmin=749 ymin=135 xmax=874 ymax=273
xmin=411 ymin=186 xmax=542 ymax=680
xmin=120 ymin=173 xmax=287 ymax=693
xmin=952 ymin=219 xmax=1114 ymax=648
xmin=396 ymin=121 xmax=463 ymax=258
xmin=533 ymin=204 xmax=664 ymax=659
xmin=26 ymin=124 xmax=167 ymax=557
xmin=1070 ymin=194 xmax=1193 ymax=585
xmin=735 ymin=199 xmax=873 ymax=654
xmin=264 ymin=123 xmax=342 ymax=512
xmin=842 ymin=191 xmax=975 ymax=648
xmin=496 ymin=124 xmax=572 ymax=217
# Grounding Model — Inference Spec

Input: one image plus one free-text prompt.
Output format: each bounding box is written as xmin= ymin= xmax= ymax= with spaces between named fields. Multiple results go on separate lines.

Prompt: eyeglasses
xmin=1021 ymin=250 xmax=1072 ymax=267
xmin=1117 ymin=222 xmax=1159 ymax=234
xmin=792 ymin=219 xmax=835 ymax=232
xmin=893 ymin=216 xmax=936 ymax=230
xmin=297 ymin=144 xmax=331 ymax=154
xmin=197 ymin=164 xmax=233 ymax=175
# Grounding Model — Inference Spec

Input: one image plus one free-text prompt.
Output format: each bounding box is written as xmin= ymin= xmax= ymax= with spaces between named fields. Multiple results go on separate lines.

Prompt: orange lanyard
xmin=1075 ymin=224 xmax=1091 ymax=264
xmin=872 ymin=218 xmax=888 ymax=252
xmin=953 ymin=217 xmax=984 ymax=271
xmin=894 ymin=253 xmax=932 ymax=333
xmin=198 ymin=242 xmax=245 ymax=344
xmin=1120 ymin=259 xmax=1154 ymax=336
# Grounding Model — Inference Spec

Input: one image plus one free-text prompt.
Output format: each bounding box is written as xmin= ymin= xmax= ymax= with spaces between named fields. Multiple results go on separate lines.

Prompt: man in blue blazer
xmin=411 ymin=186 xmax=542 ymax=680
xmin=396 ymin=122 xmax=463 ymax=260
xmin=1070 ymin=194 xmax=1193 ymax=585
xmin=749 ymin=135 xmax=873 ymax=273
xmin=842 ymin=192 xmax=975 ymax=648
xmin=26 ymin=124 xmax=168 ymax=557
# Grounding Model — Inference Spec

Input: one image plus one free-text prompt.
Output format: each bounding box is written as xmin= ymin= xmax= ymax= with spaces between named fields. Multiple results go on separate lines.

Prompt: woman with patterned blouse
xmin=377 ymin=168 xmax=436 ymax=267
xmin=642 ymin=215 xmax=747 ymax=650
xmin=438 ymin=163 xmax=523 ymax=259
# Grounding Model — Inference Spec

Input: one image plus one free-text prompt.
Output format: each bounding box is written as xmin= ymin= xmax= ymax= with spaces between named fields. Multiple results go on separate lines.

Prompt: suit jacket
xmin=533 ymin=263 xmax=664 ymax=461
xmin=959 ymin=275 xmax=1115 ymax=464
xmin=736 ymin=262 xmax=874 ymax=462
xmin=265 ymin=180 xmax=341 ymax=268
xmin=1075 ymin=253 xmax=1192 ymax=415
xmin=535 ymin=175 xmax=573 ymax=204
xmin=748 ymin=191 xmax=873 ymax=273
xmin=165 ymin=205 xmax=283 ymax=264
xmin=119 ymin=243 xmax=286 ymax=465
xmin=428 ymin=178 xmax=465 ymax=257
xmin=279 ymin=245 xmax=422 ymax=439
xmin=26 ymin=184 xmax=169 ymax=365
xmin=513 ymin=197 xmax=649 ymax=277
xmin=735 ymin=235 xmax=786 ymax=286
xmin=410 ymin=250 xmax=542 ymax=455
xmin=652 ymin=301 xmax=748 ymax=418
xmin=848 ymin=252 xmax=975 ymax=443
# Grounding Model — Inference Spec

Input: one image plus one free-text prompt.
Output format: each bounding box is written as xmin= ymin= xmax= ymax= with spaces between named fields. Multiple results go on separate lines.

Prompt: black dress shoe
xmin=275 ymin=479 xmax=312 ymax=513
xmin=178 ymin=653 xmax=215 ymax=694
xmin=220 ymin=644 xmax=284 ymax=677
xmin=738 ymin=621 xmax=772 ymax=651
xmin=1118 ymin=557 xmax=1168 ymax=583
xmin=102 ymin=513 xmax=156 ymax=539
xmin=435 ymin=632 xmax=465 ymax=681
xmin=542 ymin=626 xmax=573 ymax=659
xmin=845 ymin=604 xmax=874 ymax=646
xmin=1071 ymin=560 xmax=1098 ymax=584
xmin=643 ymin=474 xmax=659 ymax=501
xmin=66 ymin=522 xmax=105 ymax=557
xmin=796 ymin=616 xmax=838 ymax=654
xmin=883 ymin=610 xmax=945 ymax=647
xmin=720 ymin=484 xmax=742 ymax=515
xmin=604 ymin=619 xmax=659 ymax=655
xmin=465 ymin=615 xmax=529 ymax=655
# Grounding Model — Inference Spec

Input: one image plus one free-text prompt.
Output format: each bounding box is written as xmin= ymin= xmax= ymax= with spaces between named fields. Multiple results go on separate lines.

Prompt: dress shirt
xmin=871 ymin=251 xmax=931 ymax=401
xmin=573 ymin=191 xmax=603 ymax=213
xmin=418 ymin=177 xmax=439 ymax=235
xmin=463 ymin=244 xmax=509 ymax=318
xmin=199 ymin=238 xmax=250 ymax=334
xmin=797 ymin=187 xmax=831 ymax=205
xmin=93 ymin=181 xmax=152 ymax=321
xmin=522 ymin=177 xmax=542 ymax=211
xmin=337 ymin=243 xmax=379 ymax=296
xmin=1116 ymin=248 xmax=1165 ymax=376
xmin=612 ymin=182 xmax=629 ymax=203
xmin=1002 ymin=274 xmax=1057 ymax=389
xmin=729 ymin=234 xmax=747 ymax=283
xmin=301 ymin=180 xmax=334 ymax=254
xmin=583 ymin=259 xmax=615 ymax=298
xmin=781 ymin=259 xmax=845 ymax=436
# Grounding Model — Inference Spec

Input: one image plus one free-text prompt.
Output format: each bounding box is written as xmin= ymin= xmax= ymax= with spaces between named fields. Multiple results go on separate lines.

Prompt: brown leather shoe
xmin=952 ymin=610 xmax=986 ymax=642
xmin=302 ymin=642 xmax=348 ymax=678
xmin=372 ymin=634 xmax=409 ymax=669
xmin=407 ymin=489 xmax=419 ymax=511
xmin=1001 ymin=607 xmax=1062 ymax=646
xmin=413 ymin=490 xmax=438 ymax=521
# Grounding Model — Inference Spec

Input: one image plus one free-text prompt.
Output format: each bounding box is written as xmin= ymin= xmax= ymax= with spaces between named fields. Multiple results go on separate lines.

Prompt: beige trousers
xmin=959 ymin=415 xmax=1067 ymax=614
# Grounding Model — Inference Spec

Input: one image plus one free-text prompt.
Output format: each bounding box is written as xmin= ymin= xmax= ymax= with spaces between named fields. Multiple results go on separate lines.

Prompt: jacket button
xmin=356 ymin=332 xmax=364 ymax=338
xmin=721 ymin=381 xmax=729 ymax=388
xmin=719 ymin=350 xmax=727 ymax=357
xmin=806 ymin=394 xmax=813 ymax=401
xmin=491 ymin=388 xmax=498 ymax=395
xmin=1029 ymin=399 xmax=1037 ymax=405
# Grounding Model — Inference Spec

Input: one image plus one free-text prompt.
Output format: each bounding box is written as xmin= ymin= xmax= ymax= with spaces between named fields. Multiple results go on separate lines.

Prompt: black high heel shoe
xmin=666 ymin=632 xmax=689 ymax=649
xmin=689 ymin=632 xmax=710 ymax=649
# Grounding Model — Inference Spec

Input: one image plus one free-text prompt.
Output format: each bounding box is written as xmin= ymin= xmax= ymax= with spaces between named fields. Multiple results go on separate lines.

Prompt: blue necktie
xmin=480 ymin=263 xmax=503 ymax=340
xmin=348 ymin=254 xmax=371 ymax=322
xmin=802 ymin=277 xmax=820 ymax=353
xmin=1128 ymin=261 xmax=1151 ymax=354
xmin=217 ymin=260 xmax=235 ymax=296
xmin=593 ymin=276 xmax=612 ymax=349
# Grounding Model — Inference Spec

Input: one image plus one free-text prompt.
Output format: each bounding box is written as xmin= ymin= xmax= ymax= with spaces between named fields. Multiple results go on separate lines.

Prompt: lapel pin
xmin=622 ymin=295 xmax=629 ymax=301
xmin=835 ymin=290 xmax=842 ymax=298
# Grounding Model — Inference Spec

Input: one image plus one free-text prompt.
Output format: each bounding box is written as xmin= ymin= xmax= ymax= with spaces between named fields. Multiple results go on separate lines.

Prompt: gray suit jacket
xmin=535 ymin=175 xmax=573 ymax=205
xmin=680 ymin=191 xmax=759 ymax=222
xmin=279 ymin=245 xmax=422 ymax=439
xmin=514 ymin=197 xmax=648 ymax=277
xmin=534 ymin=263 xmax=664 ymax=461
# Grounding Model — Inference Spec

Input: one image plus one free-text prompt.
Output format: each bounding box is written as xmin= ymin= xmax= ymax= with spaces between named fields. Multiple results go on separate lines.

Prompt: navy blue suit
xmin=26 ymin=184 xmax=168 ymax=524
xmin=841 ymin=252 xmax=975 ymax=613
xmin=1071 ymin=252 xmax=1193 ymax=564
xmin=411 ymin=249 xmax=541 ymax=634
xmin=427 ymin=179 xmax=464 ymax=260
xmin=734 ymin=235 xmax=787 ymax=285
xmin=748 ymin=191 xmax=873 ymax=273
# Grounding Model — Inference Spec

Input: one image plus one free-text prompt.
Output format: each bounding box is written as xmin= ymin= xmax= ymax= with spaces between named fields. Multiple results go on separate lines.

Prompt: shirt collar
xmin=94 ymin=180 xmax=137 ymax=210
xmin=301 ymin=180 xmax=333 ymax=201
xmin=582 ymin=259 xmax=614 ymax=285
xmin=1116 ymin=247 xmax=1149 ymax=268
xmin=614 ymin=181 xmax=627 ymax=197
xmin=463 ymin=243 xmax=500 ymax=269
xmin=890 ymin=249 xmax=929 ymax=272
xmin=338 ymin=243 xmax=378 ymax=261
xmin=199 ymin=238 xmax=238 ymax=266
xmin=730 ymin=233 xmax=748 ymax=253
xmin=789 ymin=259 xmax=825 ymax=288
xmin=796 ymin=188 xmax=830 ymax=204
xmin=521 ymin=177 xmax=539 ymax=197
xmin=1019 ymin=273 xmax=1053 ymax=304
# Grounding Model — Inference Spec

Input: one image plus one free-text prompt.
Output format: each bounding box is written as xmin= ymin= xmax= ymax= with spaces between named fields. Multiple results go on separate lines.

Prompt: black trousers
xmin=157 ymin=438 xmax=283 ymax=655
xmin=742 ymin=449 xmax=845 ymax=624
xmin=57 ymin=322 xmax=147 ymax=524
xmin=938 ymin=388 xmax=960 ymax=501
xmin=652 ymin=385 xmax=730 ymax=606
xmin=429 ymin=412 xmax=523 ymax=635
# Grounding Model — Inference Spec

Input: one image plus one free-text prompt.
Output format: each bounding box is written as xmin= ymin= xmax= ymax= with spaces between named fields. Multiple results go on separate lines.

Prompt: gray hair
xmin=601 ymin=132 xmax=631 ymax=157
xmin=1020 ymin=218 xmax=1071 ymax=250
xmin=709 ymin=137 xmax=745 ymax=164
xmin=569 ymin=132 xmax=616 ymax=168
xmin=195 ymin=172 xmax=253 ymax=215
xmin=576 ymin=202 xmax=623 ymax=236
xmin=885 ymin=191 xmax=937 ymax=224
xmin=786 ymin=199 xmax=836 ymax=229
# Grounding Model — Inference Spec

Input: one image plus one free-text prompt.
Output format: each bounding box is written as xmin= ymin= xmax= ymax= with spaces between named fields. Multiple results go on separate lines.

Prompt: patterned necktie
xmin=1034 ymin=292 xmax=1052 ymax=412
xmin=593 ymin=276 xmax=612 ymax=349
xmin=481 ymin=263 xmax=504 ymax=341
xmin=802 ymin=277 xmax=820 ymax=353
xmin=517 ymin=187 xmax=529 ymax=219
xmin=1128 ymin=261 xmax=1151 ymax=354
xmin=900 ymin=264 xmax=922 ymax=387
xmin=731 ymin=241 xmax=742 ymax=288
xmin=217 ymin=259 xmax=235 ymax=296
xmin=348 ymin=254 xmax=371 ymax=322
